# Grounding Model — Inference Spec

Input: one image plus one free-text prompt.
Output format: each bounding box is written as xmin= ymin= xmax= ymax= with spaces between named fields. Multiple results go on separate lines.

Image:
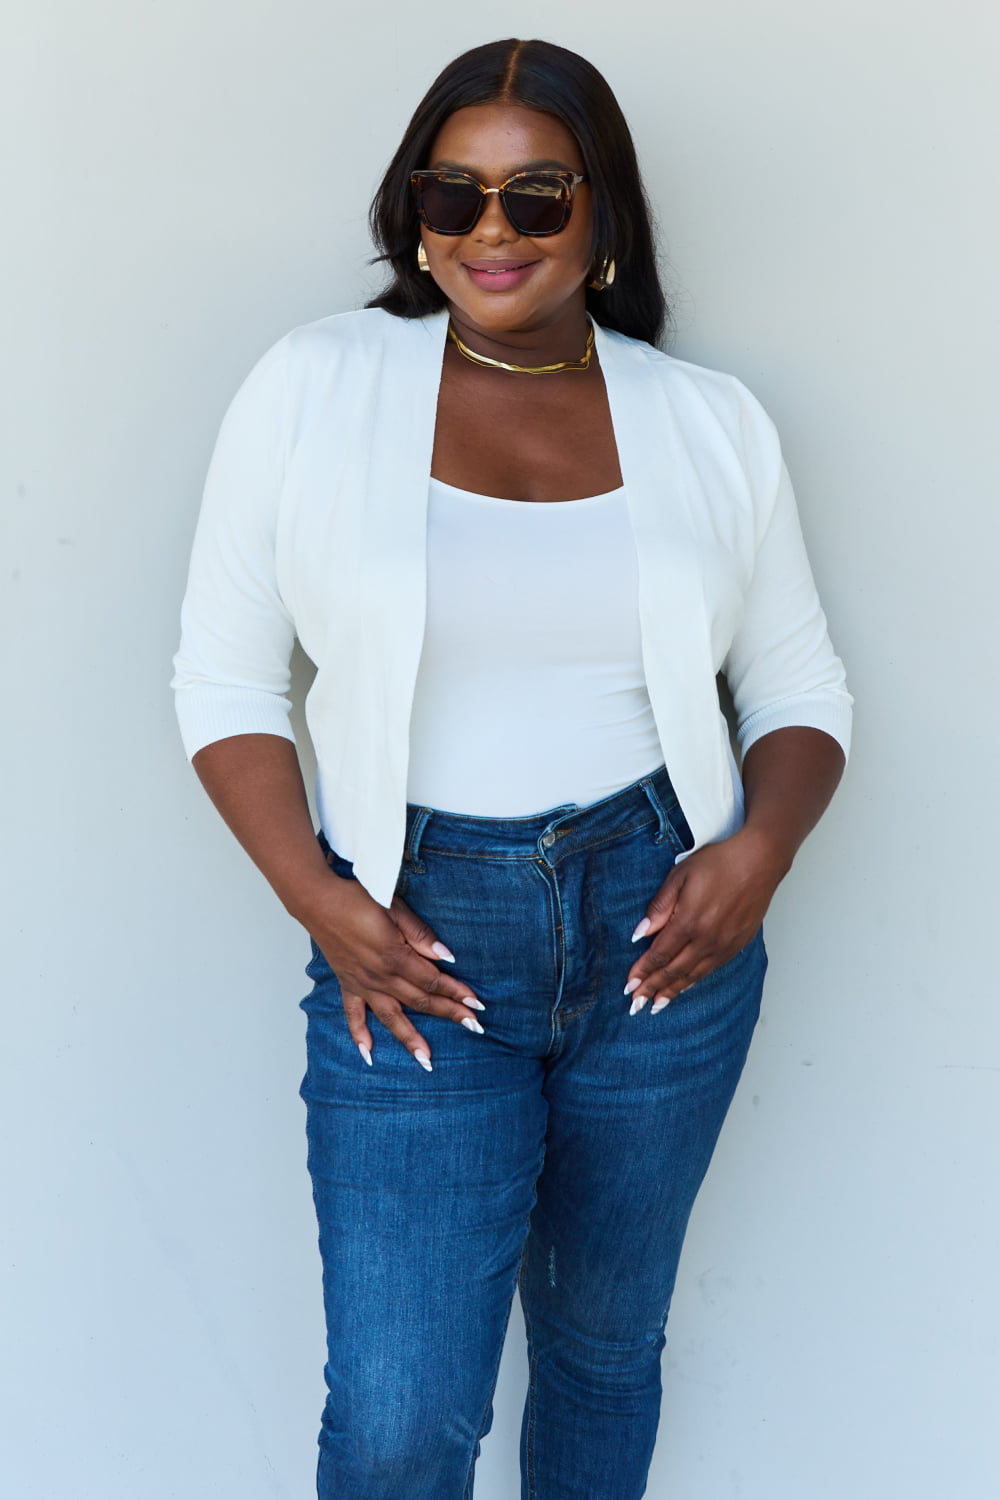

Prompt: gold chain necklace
xmin=447 ymin=320 xmax=595 ymax=375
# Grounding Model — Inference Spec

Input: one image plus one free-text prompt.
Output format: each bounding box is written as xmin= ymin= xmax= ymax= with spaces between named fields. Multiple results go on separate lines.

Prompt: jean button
xmin=541 ymin=832 xmax=556 ymax=848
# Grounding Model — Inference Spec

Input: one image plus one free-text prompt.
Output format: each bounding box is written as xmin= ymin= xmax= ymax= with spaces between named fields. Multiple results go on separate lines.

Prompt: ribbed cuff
xmin=737 ymin=692 xmax=853 ymax=762
xmin=173 ymin=684 xmax=296 ymax=761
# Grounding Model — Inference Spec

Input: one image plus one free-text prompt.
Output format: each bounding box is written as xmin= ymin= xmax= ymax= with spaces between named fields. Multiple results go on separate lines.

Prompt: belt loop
xmin=641 ymin=769 xmax=694 ymax=854
xmin=404 ymin=807 xmax=433 ymax=871
xmin=640 ymin=776 xmax=672 ymax=845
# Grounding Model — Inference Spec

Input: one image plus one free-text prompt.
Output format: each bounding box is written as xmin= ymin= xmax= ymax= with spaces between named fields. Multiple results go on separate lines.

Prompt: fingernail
xmin=650 ymin=996 xmax=671 ymax=1014
xmin=461 ymin=1016 xmax=485 ymax=1034
xmin=413 ymin=1048 xmax=433 ymax=1071
xmin=463 ymin=997 xmax=486 ymax=1011
xmin=624 ymin=978 xmax=641 ymax=996
xmin=629 ymin=995 xmax=648 ymax=1016
xmin=631 ymin=918 xmax=651 ymax=942
xmin=431 ymin=942 xmax=455 ymax=962
xmin=358 ymin=1043 xmax=373 ymax=1066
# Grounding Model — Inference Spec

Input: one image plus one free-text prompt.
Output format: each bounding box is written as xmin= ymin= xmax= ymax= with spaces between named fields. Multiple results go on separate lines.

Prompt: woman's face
xmin=419 ymin=101 xmax=594 ymax=339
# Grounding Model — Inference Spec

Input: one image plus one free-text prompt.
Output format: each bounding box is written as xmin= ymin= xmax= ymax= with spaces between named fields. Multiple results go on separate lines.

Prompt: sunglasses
xmin=410 ymin=168 xmax=587 ymax=238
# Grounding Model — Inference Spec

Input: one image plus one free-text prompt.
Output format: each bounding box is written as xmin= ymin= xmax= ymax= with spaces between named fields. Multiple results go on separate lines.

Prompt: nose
xmin=474 ymin=187 xmax=517 ymax=243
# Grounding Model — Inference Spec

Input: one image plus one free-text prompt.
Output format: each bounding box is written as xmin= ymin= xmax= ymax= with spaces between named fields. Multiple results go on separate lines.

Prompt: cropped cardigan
xmin=172 ymin=307 xmax=852 ymax=908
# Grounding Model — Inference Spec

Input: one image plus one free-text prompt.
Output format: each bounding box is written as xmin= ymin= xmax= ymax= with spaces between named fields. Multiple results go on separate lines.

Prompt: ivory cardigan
xmin=172 ymin=307 xmax=852 ymax=908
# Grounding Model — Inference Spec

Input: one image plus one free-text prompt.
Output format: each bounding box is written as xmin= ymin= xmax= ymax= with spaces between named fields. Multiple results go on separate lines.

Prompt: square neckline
xmin=429 ymin=475 xmax=626 ymax=507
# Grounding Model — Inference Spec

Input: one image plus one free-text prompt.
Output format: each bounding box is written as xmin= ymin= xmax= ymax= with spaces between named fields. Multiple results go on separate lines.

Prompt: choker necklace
xmin=447 ymin=320 xmax=595 ymax=375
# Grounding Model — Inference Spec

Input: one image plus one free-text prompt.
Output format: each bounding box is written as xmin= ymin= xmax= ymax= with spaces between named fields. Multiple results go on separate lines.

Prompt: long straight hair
xmin=366 ymin=39 xmax=668 ymax=347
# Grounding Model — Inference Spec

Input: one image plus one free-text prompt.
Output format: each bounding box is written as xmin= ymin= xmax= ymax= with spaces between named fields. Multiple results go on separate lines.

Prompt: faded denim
xmin=300 ymin=765 xmax=767 ymax=1499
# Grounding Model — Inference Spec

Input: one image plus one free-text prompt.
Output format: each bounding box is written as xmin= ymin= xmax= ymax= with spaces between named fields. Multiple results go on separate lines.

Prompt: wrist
xmin=275 ymin=858 xmax=359 ymax=931
xmin=735 ymin=821 xmax=796 ymax=883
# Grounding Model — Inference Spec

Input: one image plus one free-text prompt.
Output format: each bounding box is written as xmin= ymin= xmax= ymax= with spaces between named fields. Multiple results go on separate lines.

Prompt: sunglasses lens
xmin=417 ymin=174 xmax=483 ymax=233
xmin=502 ymin=175 xmax=571 ymax=235
xmin=413 ymin=171 xmax=577 ymax=236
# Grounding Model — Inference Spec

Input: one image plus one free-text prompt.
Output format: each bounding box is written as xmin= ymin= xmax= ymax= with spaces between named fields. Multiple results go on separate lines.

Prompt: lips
xmin=462 ymin=259 xmax=540 ymax=292
xmin=463 ymin=259 xmax=537 ymax=272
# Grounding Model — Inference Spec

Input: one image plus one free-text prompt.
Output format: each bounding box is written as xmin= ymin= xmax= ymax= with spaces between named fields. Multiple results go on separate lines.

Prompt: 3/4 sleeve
xmin=723 ymin=426 xmax=853 ymax=761
xmin=171 ymin=339 xmax=297 ymax=759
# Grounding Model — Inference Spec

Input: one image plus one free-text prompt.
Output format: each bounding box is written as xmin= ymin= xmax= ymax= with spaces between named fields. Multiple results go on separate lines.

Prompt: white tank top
xmin=405 ymin=478 xmax=663 ymax=815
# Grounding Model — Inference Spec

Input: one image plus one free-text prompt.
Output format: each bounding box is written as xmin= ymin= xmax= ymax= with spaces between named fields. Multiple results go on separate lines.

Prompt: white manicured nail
xmin=413 ymin=1048 xmax=433 ymax=1071
xmin=431 ymin=942 xmax=455 ymax=962
xmin=650 ymin=996 xmax=671 ymax=1014
xmin=631 ymin=918 xmax=651 ymax=942
xmin=629 ymin=995 xmax=648 ymax=1016
xmin=624 ymin=978 xmax=641 ymax=996
xmin=358 ymin=1043 xmax=372 ymax=1066
xmin=463 ymin=997 xmax=486 ymax=1011
xmin=461 ymin=1016 xmax=485 ymax=1034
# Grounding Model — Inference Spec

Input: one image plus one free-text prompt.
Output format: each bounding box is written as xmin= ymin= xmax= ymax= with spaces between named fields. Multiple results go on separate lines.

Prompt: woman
xmin=173 ymin=37 xmax=851 ymax=1500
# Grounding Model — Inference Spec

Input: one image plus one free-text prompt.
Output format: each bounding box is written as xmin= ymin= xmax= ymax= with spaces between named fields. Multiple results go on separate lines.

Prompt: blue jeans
xmin=299 ymin=765 xmax=767 ymax=1500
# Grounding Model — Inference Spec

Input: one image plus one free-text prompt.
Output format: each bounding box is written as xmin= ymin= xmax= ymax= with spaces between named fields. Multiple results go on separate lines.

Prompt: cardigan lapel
xmin=595 ymin=324 xmax=735 ymax=846
xmin=342 ymin=310 xmax=449 ymax=903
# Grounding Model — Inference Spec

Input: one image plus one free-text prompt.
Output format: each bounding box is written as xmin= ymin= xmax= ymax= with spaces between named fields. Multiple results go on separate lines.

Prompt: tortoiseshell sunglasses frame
xmin=410 ymin=169 xmax=587 ymax=237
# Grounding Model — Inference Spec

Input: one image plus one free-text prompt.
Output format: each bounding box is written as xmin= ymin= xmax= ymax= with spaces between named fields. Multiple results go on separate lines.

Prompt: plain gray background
xmin=3 ymin=2 xmax=997 ymax=1495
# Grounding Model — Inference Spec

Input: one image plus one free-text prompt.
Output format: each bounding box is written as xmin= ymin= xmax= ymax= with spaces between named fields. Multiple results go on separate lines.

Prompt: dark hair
xmin=365 ymin=39 xmax=667 ymax=346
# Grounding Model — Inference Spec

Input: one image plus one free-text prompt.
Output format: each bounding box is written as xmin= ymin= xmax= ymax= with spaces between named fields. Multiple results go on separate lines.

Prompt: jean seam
xmin=584 ymin=854 xmax=605 ymax=1014
xmin=528 ymin=861 xmax=564 ymax=1048
xmin=553 ymin=1000 xmax=597 ymax=1024
xmin=550 ymin=867 xmax=567 ymax=1024
xmin=524 ymin=1308 xmax=538 ymax=1500
xmin=464 ymin=1271 xmax=520 ymax=1500
xmin=545 ymin=819 xmax=660 ymax=864
xmin=418 ymin=816 xmax=659 ymax=865
xmin=410 ymin=804 xmax=577 ymax=828
xmin=413 ymin=849 xmax=547 ymax=863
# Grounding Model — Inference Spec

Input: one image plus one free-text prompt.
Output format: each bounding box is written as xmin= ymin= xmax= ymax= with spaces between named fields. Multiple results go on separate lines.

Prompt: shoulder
xmin=277 ymin=306 xmax=442 ymax=375
xmin=598 ymin=327 xmax=783 ymax=497
xmin=603 ymin=328 xmax=777 ymax=435
xmin=232 ymin=308 xmax=445 ymax=431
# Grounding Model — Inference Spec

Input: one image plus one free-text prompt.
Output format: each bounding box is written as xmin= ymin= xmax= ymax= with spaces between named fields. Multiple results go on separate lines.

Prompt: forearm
xmin=191 ymin=732 xmax=337 ymax=927
xmin=739 ymin=725 xmax=846 ymax=879
xmin=625 ymin=725 xmax=845 ymax=1004
xmin=190 ymin=733 xmax=483 ymax=1063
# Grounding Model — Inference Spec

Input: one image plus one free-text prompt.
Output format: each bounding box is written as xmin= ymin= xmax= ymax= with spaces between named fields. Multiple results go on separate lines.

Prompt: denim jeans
xmin=299 ymin=765 xmax=767 ymax=1500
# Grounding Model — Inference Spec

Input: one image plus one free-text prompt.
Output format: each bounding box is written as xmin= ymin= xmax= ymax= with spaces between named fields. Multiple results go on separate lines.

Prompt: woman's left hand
xmin=623 ymin=828 xmax=787 ymax=1012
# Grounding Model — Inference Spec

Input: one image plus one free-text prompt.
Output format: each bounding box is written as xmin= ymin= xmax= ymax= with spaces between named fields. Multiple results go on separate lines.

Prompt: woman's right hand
xmin=310 ymin=874 xmax=484 ymax=1070
xmin=190 ymin=735 xmax=479 ymax=1070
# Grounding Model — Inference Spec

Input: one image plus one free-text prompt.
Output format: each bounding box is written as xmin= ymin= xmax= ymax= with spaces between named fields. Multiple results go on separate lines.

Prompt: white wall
xmin=3 ymin=2 xmax=997 ymax=1496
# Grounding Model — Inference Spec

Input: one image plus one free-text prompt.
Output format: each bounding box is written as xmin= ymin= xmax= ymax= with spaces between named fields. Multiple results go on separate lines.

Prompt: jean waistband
xmin=403 ymin=765 xmax=693 ymax=868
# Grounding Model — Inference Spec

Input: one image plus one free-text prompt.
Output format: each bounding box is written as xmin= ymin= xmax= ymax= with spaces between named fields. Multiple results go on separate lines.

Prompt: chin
xmin=446 ymin=289 xmax=566 ymax=333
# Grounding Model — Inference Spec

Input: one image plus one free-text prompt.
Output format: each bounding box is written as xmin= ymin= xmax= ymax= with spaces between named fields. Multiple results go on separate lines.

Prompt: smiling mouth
xmin=464 ymin=260 xmax=538 ymax=273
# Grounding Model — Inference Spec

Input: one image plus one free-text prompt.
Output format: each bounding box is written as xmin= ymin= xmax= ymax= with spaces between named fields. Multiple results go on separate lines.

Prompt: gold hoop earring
xmin=588 ymin=256 xmax=616 ymax=291
xmin=417 ymin=243 xmax=430 ymax=273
